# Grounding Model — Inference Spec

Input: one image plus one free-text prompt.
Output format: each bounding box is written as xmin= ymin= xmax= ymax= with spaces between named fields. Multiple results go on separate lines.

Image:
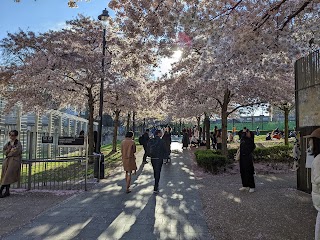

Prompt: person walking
xmin=141 ymin=129 xmax=150 ymax=164
xmin=216 ymin=130 xmax=222 ymax=150
xmin=182 ymin=128 xmax=189 ymax=149
xmin=148 ymin=130 xmax=166 ymax=194
xmin=239 ymin=129 xmax=256 ymax=193
xmin=0 ymin=130 xmax=22 ymax=198
xmin=121 ymin=131 xmax=137 ymax=194
xmin=162 ymin=127 xmax=172 ymax=163
xmin=213 ymin=126 xmax=218 ymax=149
xmin=306 ymin=128 xmax=320 ymax=239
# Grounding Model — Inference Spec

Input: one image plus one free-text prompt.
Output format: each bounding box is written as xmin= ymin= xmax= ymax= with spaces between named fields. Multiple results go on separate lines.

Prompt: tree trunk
xmin=126 ymin=112 xmax=131 ymax=132
xmin=87 ymin=89 xmax=94 ymax=156
xmin=202 ymin=115 xmax=206 ymax=141
xmin=143 ymin=118 xmax=146 ymax=133
xmin=284 ymin=106 xmax=289 ymax=146
xmin=205 ymin=114 xmax=210 ymax=149
xmin=132 ymin=111 xmax=136 ymax=134
xmin=197 ymin=116 xmax=201 ymax=141
xmin=221 ymin=89 xmax=231 ymax=157
xmin=112 ymin=110 xmax=120 ymax=152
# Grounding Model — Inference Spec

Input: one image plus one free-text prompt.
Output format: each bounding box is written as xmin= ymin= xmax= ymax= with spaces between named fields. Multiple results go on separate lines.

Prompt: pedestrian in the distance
xmin=0 ymin=130 xmax=22 ymax=198
xmin=216 ymin=130 xmax=222 ymax=150
xmin=213 ymin=126 xmax=218 ymax=149
xmin=148 ymin=130 xmax=166 ymax=194
xmin=162 ymin=126 xmax=172 ymax=163
xmin=141 ymin=129 xmax=150 ymax=164
xmin=239 ymin=129 xmax=256 ymax=193
xmin=182 ymin=128 xmax=189 ymax=149
xmin=121 ymin=131 xmax=137 ymax=194
xmin=306 ymin=128 xmax=320 ymax=239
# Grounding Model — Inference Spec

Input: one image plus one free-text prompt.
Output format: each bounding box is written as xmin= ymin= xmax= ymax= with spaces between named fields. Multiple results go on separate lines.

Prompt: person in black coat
xmin=162 ymin=127 xmax=172 ymax=163
xmin=142 ymin=129 xmax=150 ymax=164
xmin=182 ymin=128 xmax=189 ymax=149
xmin=149 ymin=130 xmax=167 ymax=194
xmin=239 ymin=129 xmax=256 ymax=193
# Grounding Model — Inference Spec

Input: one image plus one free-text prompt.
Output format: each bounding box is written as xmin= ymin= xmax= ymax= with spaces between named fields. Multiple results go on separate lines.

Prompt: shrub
xmin=252 ymin=145 xmax=293 ymax=163
xmin=195 ymin=145 xmax=293 ymax=172
xmin=195 ymin=150 xmax=228 ymax=173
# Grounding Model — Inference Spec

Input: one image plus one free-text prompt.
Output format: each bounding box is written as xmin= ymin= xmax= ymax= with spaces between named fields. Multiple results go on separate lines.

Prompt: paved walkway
xmin=4 ymin=141 xmax=212 ymax=240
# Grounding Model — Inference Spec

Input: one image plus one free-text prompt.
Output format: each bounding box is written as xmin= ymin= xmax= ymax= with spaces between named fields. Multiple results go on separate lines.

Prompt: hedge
xmin=194 ymin=145 xmax=293 ymax=172
xmin=194 ymin=150 xmax=228 ymax=173
xmin=253 ymin=145 xmax=293 ymax=163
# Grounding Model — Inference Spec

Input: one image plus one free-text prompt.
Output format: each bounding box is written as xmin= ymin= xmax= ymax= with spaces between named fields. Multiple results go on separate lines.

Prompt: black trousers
xmin=151 ymin=158 xmax=163 ymax=191
xmin=240 ymin=171 xmax=255 ymax=188
xmin=143 ymin=146 xmax=148 ymax=162
xmin=240 ymin=155 xmax=255 ymax=188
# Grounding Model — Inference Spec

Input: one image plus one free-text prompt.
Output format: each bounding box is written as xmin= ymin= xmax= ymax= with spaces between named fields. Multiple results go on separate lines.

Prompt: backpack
xmin=147 ymin=138 xmax=159 ymax=158
xmin=138 ymin=135 xmax=144 ymax=145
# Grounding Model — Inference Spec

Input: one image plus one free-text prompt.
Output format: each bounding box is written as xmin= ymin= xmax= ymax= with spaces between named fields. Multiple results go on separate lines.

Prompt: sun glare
xmin=172 ymin=50 xmax=183 ymax=61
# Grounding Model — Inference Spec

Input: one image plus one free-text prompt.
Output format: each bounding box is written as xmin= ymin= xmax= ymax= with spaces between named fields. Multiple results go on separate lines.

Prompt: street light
xmin=97 ymin=8 xmax=109 ymax=153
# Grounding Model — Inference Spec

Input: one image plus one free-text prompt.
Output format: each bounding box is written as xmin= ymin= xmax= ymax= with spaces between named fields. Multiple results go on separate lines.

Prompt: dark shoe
xmin=0 ymin=192 xmax=9 ymax=198
xmin=3 ymin=191 xmax=10 ymax=197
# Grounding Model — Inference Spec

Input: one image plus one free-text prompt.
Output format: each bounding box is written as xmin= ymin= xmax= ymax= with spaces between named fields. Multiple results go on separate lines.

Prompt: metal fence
xmin=0 ymin=155 xmax=104 ymax=191
xmin=0 ymin=129 xmax=108 ymax=191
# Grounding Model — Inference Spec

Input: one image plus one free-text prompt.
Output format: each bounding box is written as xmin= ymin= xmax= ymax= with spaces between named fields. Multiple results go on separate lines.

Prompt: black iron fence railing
xmin=0 ymin=155 xmax=105 ymax=191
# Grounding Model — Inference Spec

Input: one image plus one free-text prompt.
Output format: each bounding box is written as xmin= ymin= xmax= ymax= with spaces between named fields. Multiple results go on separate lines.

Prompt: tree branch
xmin=280 ymin=0 xmax=312 ymax=30
xmin=227 ymin=102 xmax=265 ymax=116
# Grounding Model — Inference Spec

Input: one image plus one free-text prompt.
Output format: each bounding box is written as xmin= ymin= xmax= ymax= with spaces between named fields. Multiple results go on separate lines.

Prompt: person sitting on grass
xmin=121 ymin=131 xmax=137 ymax=194
xmin=266 ymin=132 xmax=272 ymax=141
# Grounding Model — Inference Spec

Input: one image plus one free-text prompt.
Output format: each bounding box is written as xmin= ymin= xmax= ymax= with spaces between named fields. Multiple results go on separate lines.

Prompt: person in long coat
xmin=162 ymin=127 xmax=172 ymax=163
xmin=182 ymin=128 xmax=189 ymax=149
xmin=121 ymin=131 xmax=137 ymax=193
xmin=0 ymin=130 xmax=22 ymax=198
xmin=239 ymin=129 xmax=256 ymax=193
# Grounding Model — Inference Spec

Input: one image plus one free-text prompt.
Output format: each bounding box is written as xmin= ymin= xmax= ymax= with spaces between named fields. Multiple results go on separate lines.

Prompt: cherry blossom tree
xmin=109 ymin=0 xmax=319 ymax=156
xmin=1 ymin=15 xmax=157 ymax=155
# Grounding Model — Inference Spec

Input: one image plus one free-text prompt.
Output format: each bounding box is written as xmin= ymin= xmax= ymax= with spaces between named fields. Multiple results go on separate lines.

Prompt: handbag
xmin=235 ymin=148 xmax=240 ymax=161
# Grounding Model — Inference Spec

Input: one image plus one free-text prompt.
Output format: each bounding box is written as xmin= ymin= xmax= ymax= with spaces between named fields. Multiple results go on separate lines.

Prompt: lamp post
xmin=97 ymin=8 xmax=109 ymax=153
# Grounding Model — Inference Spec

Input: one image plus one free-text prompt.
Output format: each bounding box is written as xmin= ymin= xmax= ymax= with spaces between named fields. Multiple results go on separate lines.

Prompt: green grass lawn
xmin=228 ymin=134 xmax=294 ymax=149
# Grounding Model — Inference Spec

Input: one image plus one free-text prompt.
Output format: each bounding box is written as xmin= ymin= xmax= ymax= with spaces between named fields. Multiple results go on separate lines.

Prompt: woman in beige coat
xmin=121 ymin=131 xmax=137 ymax=193
xmin=1 ymin=130 xmax=22 ymax=198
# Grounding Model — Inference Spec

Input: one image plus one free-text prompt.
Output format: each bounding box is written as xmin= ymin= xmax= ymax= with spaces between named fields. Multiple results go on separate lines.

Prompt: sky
xmin=0 ymin=0 xmax=113 ymax=40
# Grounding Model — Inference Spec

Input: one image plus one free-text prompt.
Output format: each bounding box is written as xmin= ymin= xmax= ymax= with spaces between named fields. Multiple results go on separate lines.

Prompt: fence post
xmin=85 ymin=135 xmax=88 ymax=191
xmin=97 ymin=154 xmax=101 ymax=183
xmin=27 ymin=131 xmax=33 ymax=190
xmin=27 ymin=162 xmax=32 ymax=191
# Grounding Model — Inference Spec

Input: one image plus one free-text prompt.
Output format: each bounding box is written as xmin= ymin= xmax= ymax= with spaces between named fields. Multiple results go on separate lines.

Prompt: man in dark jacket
xmin=148 ymin=130 xmax=166 ymax=194
xmin=162 ymin=126 xmax=172 ymax=163
xmin=142 ymin=129 xmax=150 ymax=164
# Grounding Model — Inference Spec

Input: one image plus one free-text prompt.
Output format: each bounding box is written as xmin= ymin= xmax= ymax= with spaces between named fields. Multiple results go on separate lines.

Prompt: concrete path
xmin=4 ymin=141 xmax=212 ymax=240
